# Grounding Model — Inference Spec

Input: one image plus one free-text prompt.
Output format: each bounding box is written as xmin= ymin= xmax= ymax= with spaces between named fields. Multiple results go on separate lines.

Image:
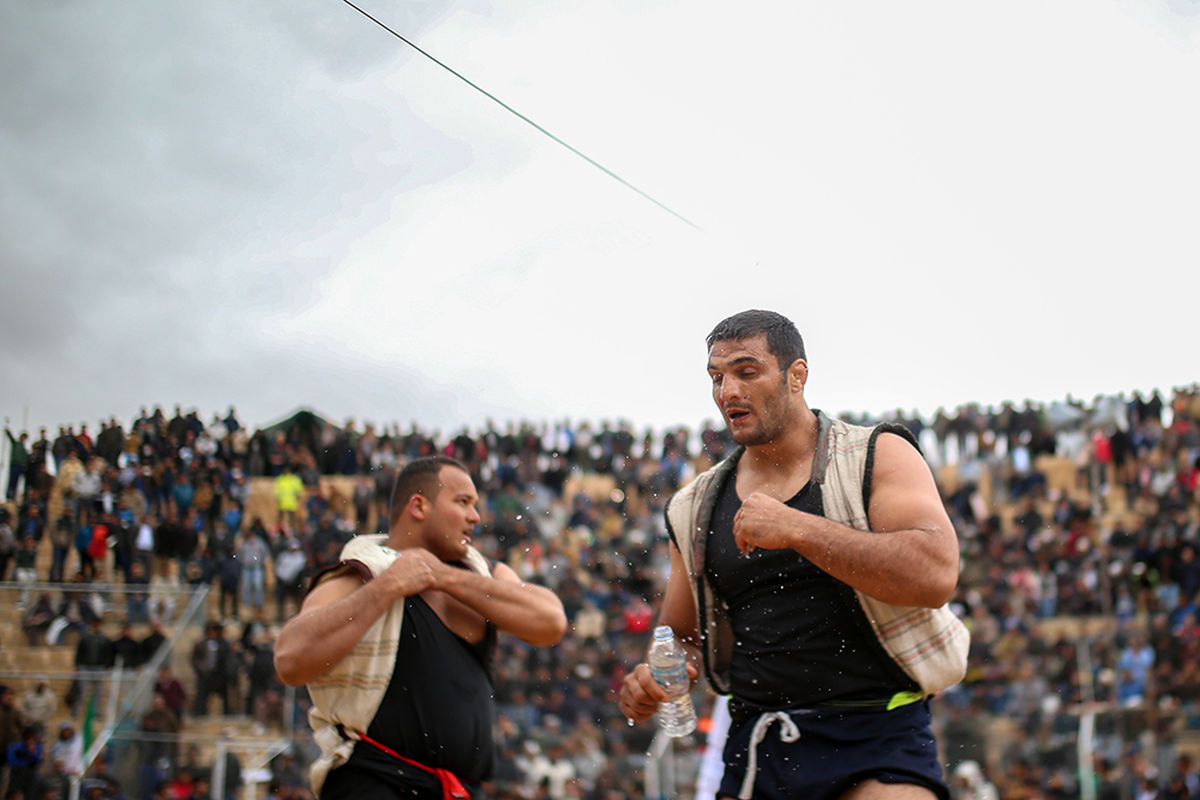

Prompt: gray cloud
xmin=4 ymin=0 xmax=1196 ymax=440
xmin=0 ymin=1 xmax=485 ymax=432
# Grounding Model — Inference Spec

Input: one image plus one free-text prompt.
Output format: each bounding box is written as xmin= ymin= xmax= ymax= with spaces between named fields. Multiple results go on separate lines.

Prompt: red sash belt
xmin=337 ymin=725 xmax=470 ymax=800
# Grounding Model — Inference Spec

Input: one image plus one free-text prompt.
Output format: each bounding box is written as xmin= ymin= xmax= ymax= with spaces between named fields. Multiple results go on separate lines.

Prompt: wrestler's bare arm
xmin=429 ymin=558 xmax=567 ymax=647
xmin=617 ymin=543 xmax=700 ymax=722
xmin=273 ymin=549 xmax=437 ymax=686
xmin=656 ymin=543 xmax=703 ymax=667
xmin=733 ymin=432 xmax=959 ymax=608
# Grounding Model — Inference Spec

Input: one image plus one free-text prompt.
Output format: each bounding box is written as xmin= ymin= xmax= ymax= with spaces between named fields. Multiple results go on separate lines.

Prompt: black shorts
xmin=717 ymin=700 xmax=949 ymax=800
xmin=321 ymin=744 xmax=485 ymax=800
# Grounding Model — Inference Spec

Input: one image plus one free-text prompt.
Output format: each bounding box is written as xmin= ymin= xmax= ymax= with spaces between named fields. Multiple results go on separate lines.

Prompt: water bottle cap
xmin=654 ymin=625 xmax=674 ymax=639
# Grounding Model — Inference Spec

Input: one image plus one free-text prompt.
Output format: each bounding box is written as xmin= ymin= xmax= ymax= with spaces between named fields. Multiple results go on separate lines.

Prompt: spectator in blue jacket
xmin=6 ymin=725 xmax=45 ymax=800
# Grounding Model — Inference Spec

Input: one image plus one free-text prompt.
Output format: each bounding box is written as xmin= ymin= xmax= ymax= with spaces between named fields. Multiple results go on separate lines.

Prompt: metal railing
xmin=0 ymin=579 xmax=311 ymax=800
xmin=644 ymin=729 xmax=680 ymax=799
xmin=0 ymin=580 xmax=208 ymax=800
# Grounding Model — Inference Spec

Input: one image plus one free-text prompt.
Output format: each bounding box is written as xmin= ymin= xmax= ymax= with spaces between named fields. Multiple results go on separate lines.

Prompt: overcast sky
xmin=2 ymin=0 xmax=1198 ymax=441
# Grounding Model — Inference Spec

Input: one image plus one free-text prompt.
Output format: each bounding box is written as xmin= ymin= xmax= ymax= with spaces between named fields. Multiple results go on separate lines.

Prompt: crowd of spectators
xmin=0 ymin=682 xmax=92 ymax=800
xmin=1 ymin=386 xmax=1199 ymax=800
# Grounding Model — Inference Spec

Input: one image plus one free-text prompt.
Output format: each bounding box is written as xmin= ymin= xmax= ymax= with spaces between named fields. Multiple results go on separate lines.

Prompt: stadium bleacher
xmin=1 ymin=386 xmax=1198 ymax=799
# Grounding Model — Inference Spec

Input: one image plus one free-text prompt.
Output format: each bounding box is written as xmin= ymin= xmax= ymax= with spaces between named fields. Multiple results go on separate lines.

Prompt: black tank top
xmin=352 ymin=593 xmax=497 ymax=781
xmin=705 ymin=472 xmax=917 ymax=710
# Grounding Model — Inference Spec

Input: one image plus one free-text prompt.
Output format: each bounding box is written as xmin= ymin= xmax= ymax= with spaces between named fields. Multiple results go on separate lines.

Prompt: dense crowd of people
xmin=1 ymin=385 xmax=1199 ymax=800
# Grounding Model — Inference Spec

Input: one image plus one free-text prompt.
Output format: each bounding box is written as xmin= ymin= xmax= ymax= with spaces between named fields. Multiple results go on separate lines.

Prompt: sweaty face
xmin=707 ymin=334 xmax=796 ymax=447
xmin=423 ymin=466 xmax=482 ymax=562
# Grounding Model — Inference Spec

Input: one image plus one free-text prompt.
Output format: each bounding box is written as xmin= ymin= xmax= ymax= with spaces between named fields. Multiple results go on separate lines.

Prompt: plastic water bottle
xmin=647 ymin=625 xmax=696 ymax=737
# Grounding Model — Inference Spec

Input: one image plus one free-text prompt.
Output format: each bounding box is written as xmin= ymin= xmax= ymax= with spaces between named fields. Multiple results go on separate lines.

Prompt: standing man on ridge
xmin=618 ymin=309 xmax=968 ymax=800
xmin=275 ymin=455 xmax=566 ymax=800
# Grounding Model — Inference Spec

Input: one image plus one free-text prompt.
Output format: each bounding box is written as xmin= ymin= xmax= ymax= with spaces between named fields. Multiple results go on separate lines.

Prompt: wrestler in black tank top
xmin=323 ymin=590 xmax=497 ymax=799
xmin=705 ymin=471 xmax=918 ymax=711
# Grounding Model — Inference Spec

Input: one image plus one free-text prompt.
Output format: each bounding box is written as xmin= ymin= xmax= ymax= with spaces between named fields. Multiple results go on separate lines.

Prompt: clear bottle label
xmin=650 ymin=663 xmax=687 ymax=689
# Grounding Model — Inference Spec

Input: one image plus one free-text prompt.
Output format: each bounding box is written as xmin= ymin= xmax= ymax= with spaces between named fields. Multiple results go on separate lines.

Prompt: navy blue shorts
xmin=716 ymin=700 xmax=949 ymax=800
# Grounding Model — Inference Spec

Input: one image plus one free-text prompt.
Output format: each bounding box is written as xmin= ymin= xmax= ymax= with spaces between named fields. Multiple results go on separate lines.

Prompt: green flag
xmin=81 ymin=686 xmax=96 ymax=754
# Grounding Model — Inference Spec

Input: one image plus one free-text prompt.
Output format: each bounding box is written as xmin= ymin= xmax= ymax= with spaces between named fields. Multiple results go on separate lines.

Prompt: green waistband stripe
xmin=886 ymin=691 xmax=924 ymax=711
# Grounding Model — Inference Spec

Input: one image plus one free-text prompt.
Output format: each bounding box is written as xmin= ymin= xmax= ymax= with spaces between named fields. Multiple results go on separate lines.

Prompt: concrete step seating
xmin=0 ymin=602 xmax=283 ymax=784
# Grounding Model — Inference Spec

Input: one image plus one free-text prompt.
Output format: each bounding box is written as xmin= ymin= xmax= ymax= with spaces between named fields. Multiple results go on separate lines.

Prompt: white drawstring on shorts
xmin=738 ymin=711 xmax=801 ymax=799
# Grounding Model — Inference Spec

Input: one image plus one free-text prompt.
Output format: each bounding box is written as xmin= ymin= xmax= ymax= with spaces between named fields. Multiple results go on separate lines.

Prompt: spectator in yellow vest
xmin=274 ymin=464 xmax=304 ymax=532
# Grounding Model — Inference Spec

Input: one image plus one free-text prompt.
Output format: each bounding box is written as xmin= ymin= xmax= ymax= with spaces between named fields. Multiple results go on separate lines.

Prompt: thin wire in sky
xmin=339 ymin=0 xmax=701 ymax=231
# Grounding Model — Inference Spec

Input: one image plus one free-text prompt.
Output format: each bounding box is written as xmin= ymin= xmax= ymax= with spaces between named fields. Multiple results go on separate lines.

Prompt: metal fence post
xmin=213 ymin=737 xmax=228 ymax=800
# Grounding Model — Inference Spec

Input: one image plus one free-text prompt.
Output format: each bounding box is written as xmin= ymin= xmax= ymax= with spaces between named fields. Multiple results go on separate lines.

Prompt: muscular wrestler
xmin=276 ymin=455 xmax=566 ymax=800
xmin=618 ymin=310 xmax=968 ymax=800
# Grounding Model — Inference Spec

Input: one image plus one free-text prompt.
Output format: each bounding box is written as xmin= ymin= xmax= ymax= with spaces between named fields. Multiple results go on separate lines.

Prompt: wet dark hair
xmin=706 ymin=309 xmax=806 ymax=371
xmin=388 ymin=456 xmax=469 ymax=526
